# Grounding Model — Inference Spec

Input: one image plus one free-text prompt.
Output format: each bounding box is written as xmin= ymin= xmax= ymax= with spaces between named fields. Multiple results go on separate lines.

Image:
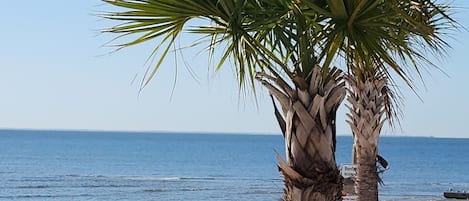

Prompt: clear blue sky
xmin=1 ymin=1 xmax=468 ymax=138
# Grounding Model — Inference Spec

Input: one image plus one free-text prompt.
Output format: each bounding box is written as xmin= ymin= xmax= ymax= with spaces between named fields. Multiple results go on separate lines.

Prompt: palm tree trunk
xmin=355 ymin=149 xmax=378 ymax=200
xmin=257 ymin=66 xmax=346 ymax=201
xmin=346 ymin=75 xmax=387 ymax=201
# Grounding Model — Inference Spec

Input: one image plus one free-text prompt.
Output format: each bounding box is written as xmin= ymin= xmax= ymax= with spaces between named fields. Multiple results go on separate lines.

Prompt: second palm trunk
xmin=347 ymin=75 xmax=388 ymax=201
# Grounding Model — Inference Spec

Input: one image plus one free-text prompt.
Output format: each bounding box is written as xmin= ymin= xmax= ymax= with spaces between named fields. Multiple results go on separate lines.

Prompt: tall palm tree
xmin=312 ymin=0 xmax=458 ymax=200
xmin=100 ymin=1 xmax=348 ymax=200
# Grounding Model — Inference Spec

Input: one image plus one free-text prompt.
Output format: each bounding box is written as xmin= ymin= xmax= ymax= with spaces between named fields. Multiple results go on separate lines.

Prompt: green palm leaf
xmin=101 ymin=0 xmax=459 ymax=117
xmin=315 ymin=0 xmax=458 ymax=122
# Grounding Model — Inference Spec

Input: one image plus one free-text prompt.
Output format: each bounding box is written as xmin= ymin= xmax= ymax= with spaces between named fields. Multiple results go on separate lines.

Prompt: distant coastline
xmin=0 ymin=128 xmax=467 ymax=139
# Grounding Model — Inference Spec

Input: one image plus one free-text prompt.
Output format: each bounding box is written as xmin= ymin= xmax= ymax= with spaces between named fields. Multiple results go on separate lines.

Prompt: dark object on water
xmin=377 ymin=154 xmax=388 ymax=169
xmin=444 ymin=191 xmax=469 ymax=199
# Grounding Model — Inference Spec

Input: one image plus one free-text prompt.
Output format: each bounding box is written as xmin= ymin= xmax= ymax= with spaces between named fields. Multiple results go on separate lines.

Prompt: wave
xmin=143 ymin=189 xmax=167 ymax=193
xmin=379 ymin=195 xmax=446 ymax=201
xmin=14 ymin=184 xmax=137 ymax=189
xmin=62 ymin=175 xmax=219 ymax=182
xmin=0 ymin=194 xmax=92 ymax=199
xmin=180 ymin=177 xmax=216 ymax=181
xmin=243 ymin=189 xmax=283 ymax=195
xmin=143 ymin=187 xmax=211 ymax=193
xmin=126 ymin=176 xmax=182 ymax=181
xmin=118 ymin=176 xmax=221 ymax=181
xmin=10 ymin=175 xmax=223 ymax=184
xmin=47 ymin=174 xmax=182 ymax=181
xmin=9 ymin=177 xmax=63 ymax=182
xmin=17 ymin=185 xmax=51 ymax=189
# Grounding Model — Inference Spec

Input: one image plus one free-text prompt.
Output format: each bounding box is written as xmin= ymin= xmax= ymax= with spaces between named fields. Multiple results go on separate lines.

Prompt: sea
xmin=0 ymin=129 xmax=468 ymax=201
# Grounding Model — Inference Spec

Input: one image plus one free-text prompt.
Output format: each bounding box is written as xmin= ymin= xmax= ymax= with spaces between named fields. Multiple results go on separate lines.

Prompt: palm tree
xmin=313 ymin=0 xmax=458 ymax=200
xmin=346 ymin=70 xmax=392 ymax=200
xmin=100 ymin=1 xmax=347 ymax=200
xmin=99 ymin=1 xmax=458 ymax=200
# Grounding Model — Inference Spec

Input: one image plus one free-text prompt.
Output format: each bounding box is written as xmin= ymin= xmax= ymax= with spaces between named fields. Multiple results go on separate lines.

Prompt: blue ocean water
xmin=0 ymin=129 xmax=468 ymax=200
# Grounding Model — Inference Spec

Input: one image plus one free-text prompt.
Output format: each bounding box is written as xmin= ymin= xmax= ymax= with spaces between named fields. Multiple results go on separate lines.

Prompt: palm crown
xmin=102 ymin=0 xmax=454 ymax=89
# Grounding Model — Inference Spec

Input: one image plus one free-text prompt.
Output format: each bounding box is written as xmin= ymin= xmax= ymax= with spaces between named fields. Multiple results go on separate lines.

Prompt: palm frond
xmin=101 ymin=0 xmax=459 ymax=105
xmin=314 ymin=0 xmax=459 ymax=125
xmin=101 ymin=0 xmax=299 ymax=90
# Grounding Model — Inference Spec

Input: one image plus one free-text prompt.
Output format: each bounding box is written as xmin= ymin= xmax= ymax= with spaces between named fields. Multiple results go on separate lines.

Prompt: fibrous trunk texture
xmin=256 ymin=66 xmax=346 ymax=201
xmin=346 ymin=75 xmax=387 ymax=201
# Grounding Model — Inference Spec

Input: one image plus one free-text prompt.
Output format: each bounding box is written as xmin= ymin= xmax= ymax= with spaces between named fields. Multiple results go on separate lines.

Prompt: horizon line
xmin=0 ymin=127 xmax=467 ymax=139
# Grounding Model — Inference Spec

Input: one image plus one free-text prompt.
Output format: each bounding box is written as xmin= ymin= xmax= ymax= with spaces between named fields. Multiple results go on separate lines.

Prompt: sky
xmin=1 ymin=1 xmax=469 ymax=138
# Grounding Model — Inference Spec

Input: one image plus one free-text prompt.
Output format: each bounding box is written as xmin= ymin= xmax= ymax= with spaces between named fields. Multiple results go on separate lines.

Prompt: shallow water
xmin=1 ymin=130 xmax=468 ymax=200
